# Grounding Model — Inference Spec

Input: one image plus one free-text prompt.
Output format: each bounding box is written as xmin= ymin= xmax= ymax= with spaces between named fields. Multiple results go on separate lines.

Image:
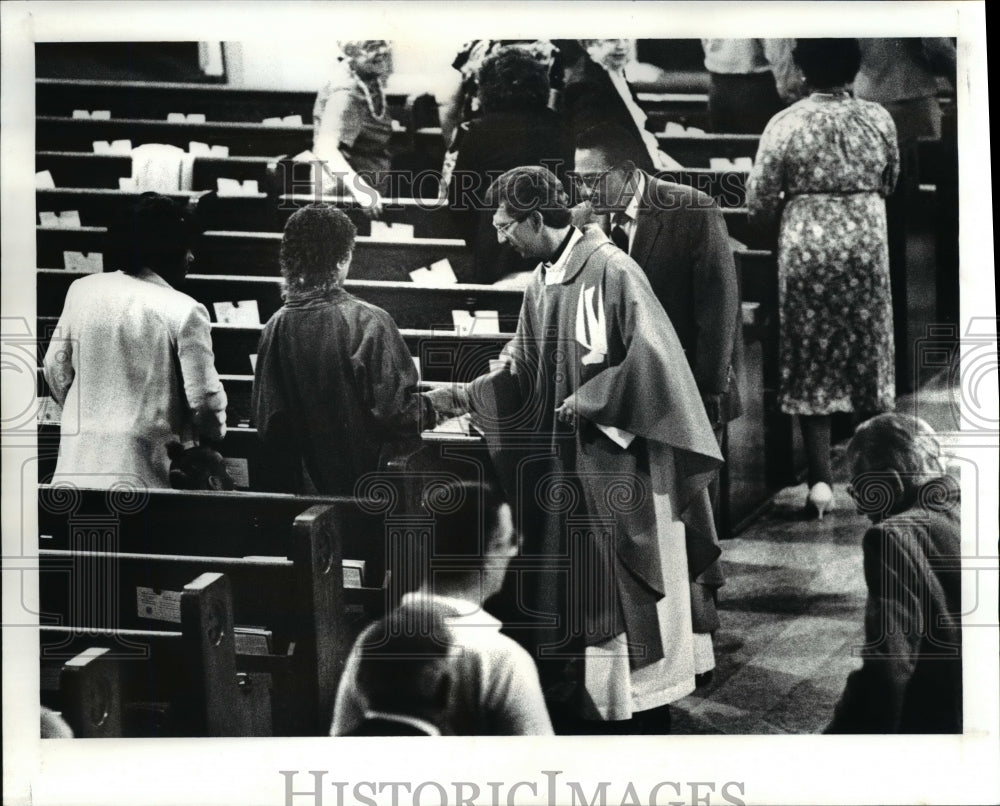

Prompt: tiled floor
xmin=671 ymin=372 xmax=958 ymax=734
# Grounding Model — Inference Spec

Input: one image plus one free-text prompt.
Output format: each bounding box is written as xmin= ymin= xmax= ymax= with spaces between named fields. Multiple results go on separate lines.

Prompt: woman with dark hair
xmin=447 ymin=45 xmax=573 ymax=284
xmin=251 ymin=204 xmax=436 ymax=495
xmin=43 ymin=192 xmax=227 ymax=488
xmin=746 ymin=38 xmax=900 ymax=518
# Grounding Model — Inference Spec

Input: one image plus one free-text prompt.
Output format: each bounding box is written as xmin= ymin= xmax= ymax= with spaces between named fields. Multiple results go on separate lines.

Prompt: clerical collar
xmin=542 ymin=227 xmax=583 ymax=285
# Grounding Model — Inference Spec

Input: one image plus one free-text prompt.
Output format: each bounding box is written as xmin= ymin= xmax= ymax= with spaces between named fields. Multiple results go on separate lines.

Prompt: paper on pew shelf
xmin=370 ymin=220 xmax=415 ymax=240
xmin=733 ymin=157 xmax=753 ymax=170
xmin=262 ymin=114 xmax=304 ymax=126
xmin=217 ymin=177 xmax=260 ymax=196
xmin=93 ymin=140 xmax=132 ymax=155
xmin=168 ymin=112 xmax=207 ymax=122
xmin=452 ymin=310 xmax=474 ymax=336
xmin=471 ymin=310 xmax=500 ymax=334
xmin=118 ymin=177 xmax=138 ymax=192
xmin=686 ymin=126 xmax=706 ymax=135
xmin=410 ymin=259 xmax=458 ymax=285
xmin=663 ymin=121 xmax=686 ymax=135
xmin=73 ymin=109 xmax=111 ymax=119
xmin=710 ymin=157 xmax=736 ymax=171
xmin=249 ymin=354 xmax=258 ymax=372
xmin=136 ymin=587 xmax=182 ymax=623
xmin=35 ymin=170 xmax=56 ymax=189
xmin=213 ymin=300 xmax=261 ymax=325
xmin=40 ymin=210 xmax=82 ymax=228
xmin=63 ymin=251 xmax=103 ymax=273
xmin=223 ymin=457 xmax=250 ymax=488
xmin=188 ymin=141 xmax=230 ymax=157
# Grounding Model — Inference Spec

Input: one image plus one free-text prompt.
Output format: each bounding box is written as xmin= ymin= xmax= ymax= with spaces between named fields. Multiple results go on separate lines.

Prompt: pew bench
xmin=38 ymin=487 xmax=364 ymax=735
xmin=39 ymin=570 xmax=251 ymax=736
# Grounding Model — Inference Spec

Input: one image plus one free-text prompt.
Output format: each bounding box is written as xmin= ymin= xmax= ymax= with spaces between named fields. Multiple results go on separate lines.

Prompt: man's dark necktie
xmin=610 ymin=216 xmax=630 ymax=253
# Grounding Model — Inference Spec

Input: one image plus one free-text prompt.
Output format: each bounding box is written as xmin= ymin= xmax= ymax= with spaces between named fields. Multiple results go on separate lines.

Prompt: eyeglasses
xmin=571 ymin=167 xmax=615 ymax=190
xmin=493 ymin=217 xmax=521 ymax=236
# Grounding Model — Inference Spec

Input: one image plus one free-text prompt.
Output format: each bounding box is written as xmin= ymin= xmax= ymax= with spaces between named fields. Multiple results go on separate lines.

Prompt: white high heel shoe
xmin=806 ymin=482 xmax=834 ymax=520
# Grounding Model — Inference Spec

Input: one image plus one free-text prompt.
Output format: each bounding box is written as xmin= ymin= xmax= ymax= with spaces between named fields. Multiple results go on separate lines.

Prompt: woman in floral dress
xmin=747 ymin=38 xmax=899 ymax=518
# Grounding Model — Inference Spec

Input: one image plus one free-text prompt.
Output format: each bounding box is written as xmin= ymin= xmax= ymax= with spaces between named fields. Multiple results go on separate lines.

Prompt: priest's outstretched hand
xmin=424 ymin=383 xmax=471 ymax=425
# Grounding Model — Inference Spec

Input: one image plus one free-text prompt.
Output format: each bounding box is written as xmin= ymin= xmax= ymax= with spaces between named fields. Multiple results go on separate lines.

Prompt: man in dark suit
xmin=572 ymin=125 xmax=742 ymax=448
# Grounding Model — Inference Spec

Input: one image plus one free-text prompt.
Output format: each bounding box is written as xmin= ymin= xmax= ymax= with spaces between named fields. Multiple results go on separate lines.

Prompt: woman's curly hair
xmin=477 ymin=45 xmax=550 ymax=114
xmin=280 ymin=204 xmax=357 ymax=297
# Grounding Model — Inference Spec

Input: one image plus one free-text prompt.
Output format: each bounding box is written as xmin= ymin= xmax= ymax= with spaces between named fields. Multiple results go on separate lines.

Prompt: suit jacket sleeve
xmin=690 ymin=203 xmax=739 ymax=395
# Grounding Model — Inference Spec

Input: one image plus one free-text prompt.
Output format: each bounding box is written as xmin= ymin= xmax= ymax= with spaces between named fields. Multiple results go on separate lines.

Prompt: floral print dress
xmin=747 ymin=92 xmax=900 ymax=415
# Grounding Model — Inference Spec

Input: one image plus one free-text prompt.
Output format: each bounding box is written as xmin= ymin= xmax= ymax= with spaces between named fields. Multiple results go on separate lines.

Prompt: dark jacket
xmin=573 ymin=172 xmax=742 ymax=423
xmin=562 ymin=57 xmax=656 ymax=173
xmin=449 ymin=108 xmax=573 ymax=283
xmin=251 ymin=289 xmax=431 ymax=494
xmin=827 ymin=479 xmax=962 ymax=733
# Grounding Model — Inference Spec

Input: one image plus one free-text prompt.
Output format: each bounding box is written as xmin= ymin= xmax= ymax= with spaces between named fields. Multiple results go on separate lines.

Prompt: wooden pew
xmin=657 ymin=132 xmax=759 ymax=168
xmin=37 ymin=269 xmax=527 ymax=330
xmin=37 ymin=115 xmax=426 ymax=162
xmin=37 ymin=151 xmax=132 ymax=188
xmin=638 ymin=92 xmax=711 ymax=132
xmin=36 ymin=225 xmax=473 ymax=283
xmin=39 ymin=570 xmax=249 ymax=736
xmin=36 ymin=77 xmax=410 ymax=127
xmin=40 ymin=646 xmax=122 ymax=738
xmin=38 ymin=488 xmax=357 ymax=735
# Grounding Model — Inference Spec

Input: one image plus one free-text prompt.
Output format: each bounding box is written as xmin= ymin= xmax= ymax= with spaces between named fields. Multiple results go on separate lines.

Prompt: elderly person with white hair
xmin=312 ymin=40 xmax=394 ymax=214
xmin=827 ymin=412 xmax=962 ymax=734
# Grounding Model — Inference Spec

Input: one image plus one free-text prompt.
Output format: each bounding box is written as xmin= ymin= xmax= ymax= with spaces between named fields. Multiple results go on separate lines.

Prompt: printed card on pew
xmin=342 ymin=560 xmax=366 ymax=589
xmin=217 ymin=177 xmax=260 ymax=196
xmin=234 ymin=627 xmax=273 ymax=655
xmin=63 ymin=251 xmax=103 ymax=273
xmin=370 ymin=220 xmax=415 ymax=240
xmin=72 ymin=109 xmax=110 ymax=119
xmin=167 ymin=112 xmax=207 ymax=123
xmin=92 ymin=140 xmax=132 ymax=154
xmin=213 ymin=300 xmax=261 ymax=325
xmin=223 ymin=457 xmax=251 ymax=489
xmin=136 ymin=587 xmax=182 ymax=624
xmin=188 ymin=141 xmax=230 ymax=157
xmin=35 ymin=170 xmax=56 ymax=189
xmin=409 ymin=259 xmax=457 ymax=286
xmin=39 ymin=210 xmax=82 ymax=228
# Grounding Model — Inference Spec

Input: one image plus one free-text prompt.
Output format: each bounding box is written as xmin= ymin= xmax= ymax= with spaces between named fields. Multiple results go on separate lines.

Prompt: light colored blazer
xmin=43 ymin=270 xmax=227 ymax=489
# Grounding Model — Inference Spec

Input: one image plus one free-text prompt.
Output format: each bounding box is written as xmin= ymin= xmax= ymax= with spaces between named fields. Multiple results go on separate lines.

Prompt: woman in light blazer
xmin=43 ymin=193 xmax=227 ymax=489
